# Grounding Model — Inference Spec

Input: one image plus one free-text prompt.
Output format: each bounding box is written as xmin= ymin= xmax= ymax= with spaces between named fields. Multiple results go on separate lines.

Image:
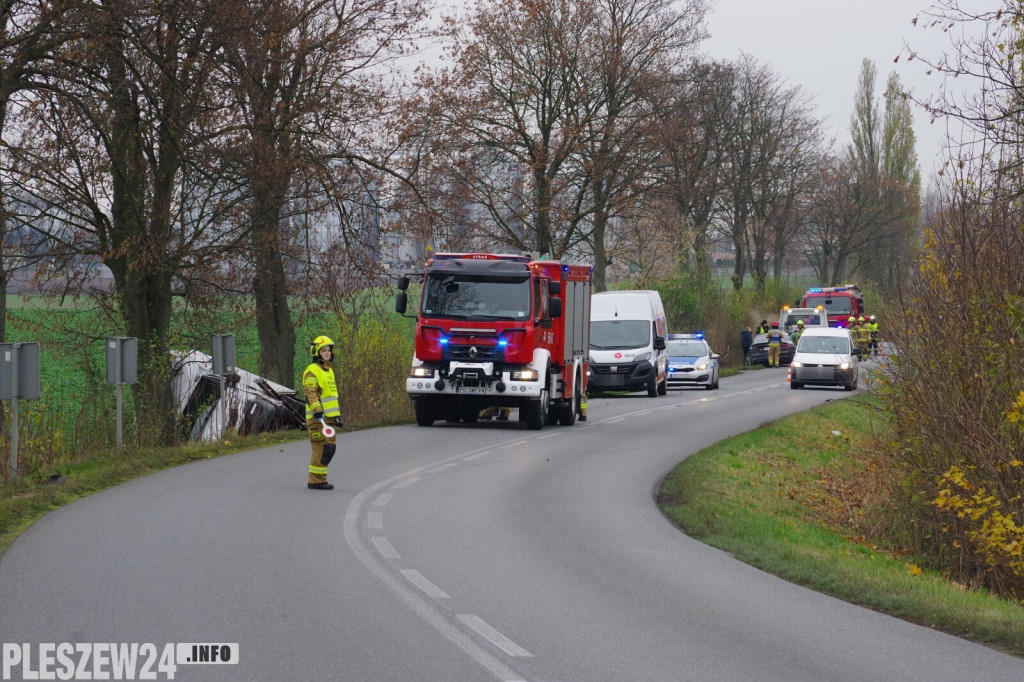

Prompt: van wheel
xmin=657 ymin=374 xmax=667 ymax=395
xmin=647 ymin=377 xmax=658 ymax=397
xmin=790 ymin=382 xmax=803 ymax=390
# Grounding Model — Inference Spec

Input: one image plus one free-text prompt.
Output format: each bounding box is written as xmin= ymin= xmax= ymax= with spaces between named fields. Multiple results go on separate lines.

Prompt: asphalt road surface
xmin=2 ymin=366 xmax=1022 ymax=681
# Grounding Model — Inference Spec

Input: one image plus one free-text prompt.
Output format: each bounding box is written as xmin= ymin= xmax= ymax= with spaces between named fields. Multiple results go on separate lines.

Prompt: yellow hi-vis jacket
xmin=303 ymin=361 xmax=341 ymax=420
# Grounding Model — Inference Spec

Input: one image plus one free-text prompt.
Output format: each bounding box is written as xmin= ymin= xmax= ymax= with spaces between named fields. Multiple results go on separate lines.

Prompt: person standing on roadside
xmin=790 ymin=319 xmax=804 ymax=344
xmin=757 ymin=319 xmax=770 ymax=335
xmin=741 ymin=326 xmax=753 ymax=365
xmin=303 ymin=335 xmax=342 ymax=490
xmin=767 ymin=321 xmax=785 ymax=367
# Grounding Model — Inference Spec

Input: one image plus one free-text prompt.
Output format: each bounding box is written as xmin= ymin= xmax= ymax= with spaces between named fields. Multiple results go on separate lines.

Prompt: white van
xmin=779 ymin=306 xmax=828 ymax=335
xmin=588 ymin=290 xmax=668 ymax=396
xmin=789 ymin=326 xmax=860 ymax=391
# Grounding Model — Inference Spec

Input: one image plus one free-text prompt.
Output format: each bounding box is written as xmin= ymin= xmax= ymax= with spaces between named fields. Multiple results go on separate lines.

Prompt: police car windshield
xmin=667 ymin=342 xmax=705 ymax=356
xmin=422 ymin=276 xmax=531 ymax=320
xmin=590 ymin=320 xmax=650 ymax=349
xmin=797 ymin=336 xmax=851 ymax=354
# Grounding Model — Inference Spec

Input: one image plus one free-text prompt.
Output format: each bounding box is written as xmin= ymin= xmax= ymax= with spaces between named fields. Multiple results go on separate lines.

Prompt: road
xmin=1 ymin=366 xmax=1022 ymax=681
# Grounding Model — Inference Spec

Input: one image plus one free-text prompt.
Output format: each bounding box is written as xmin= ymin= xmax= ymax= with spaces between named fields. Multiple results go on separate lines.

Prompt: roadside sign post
xmin=211 ymin=334 xmax=236 ymax=437
xmin=105 ymin=337 xmax=138 ymax=450
xmin=0 ymin=342 xmax=42 ymax=481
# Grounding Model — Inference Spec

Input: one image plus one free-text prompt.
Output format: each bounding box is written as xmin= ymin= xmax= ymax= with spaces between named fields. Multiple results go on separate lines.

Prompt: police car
xmin=665 ymin=333 xmax=719 ymax=390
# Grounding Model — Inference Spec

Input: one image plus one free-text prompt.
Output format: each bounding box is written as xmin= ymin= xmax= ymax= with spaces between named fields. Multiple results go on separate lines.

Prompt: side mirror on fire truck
xmin=395 ymin=292 xmax=408 ymax=314
xmin=395 ymin=275 xmax=410 ymax=291
xmin=548 ymin=281 xmax=561 ymax=295
xmin=549 ymin=297 xmax=562 ymax=318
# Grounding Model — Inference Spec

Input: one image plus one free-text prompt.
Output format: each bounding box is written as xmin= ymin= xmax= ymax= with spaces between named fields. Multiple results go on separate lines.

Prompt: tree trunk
xmin=731 ymin=235 xmax=745 ymax=290
xmin=252 ymin=212 xmax=297 ymax=387
xmin=591 ymin=215 xmax=608 ymax=293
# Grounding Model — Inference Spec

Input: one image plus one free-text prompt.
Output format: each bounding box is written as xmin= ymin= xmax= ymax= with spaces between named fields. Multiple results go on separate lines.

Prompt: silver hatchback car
xmin=789 ymin=327 xmax=860 ymax=391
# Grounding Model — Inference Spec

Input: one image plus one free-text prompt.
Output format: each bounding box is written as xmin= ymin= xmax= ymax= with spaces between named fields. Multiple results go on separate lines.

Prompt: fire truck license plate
xmin=455 ymin=385 xmax=487 ymax=394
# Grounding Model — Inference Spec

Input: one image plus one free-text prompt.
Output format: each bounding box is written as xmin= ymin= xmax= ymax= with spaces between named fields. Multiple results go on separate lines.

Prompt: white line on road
xmin=424 ymin=463 xmax=459 ymax=474
xmin=458 ymin=614 xmax=533 ymax=658
xmin=536 ymin=431 xmax=564 ymax=439
xmin=463 ymin=451 xmax=492 ymax=461
xmin=372 ymin=536 xmax=400 ymax=559
xmin=374 ymin=492 xmax=393 ymax=506
xmin=401 ymin=570 xmax=451 ymax=599
xmin=367 ymin=511 xmax=383 ymax=530
xmin=391 ymin=476 xmax=422 ymax=490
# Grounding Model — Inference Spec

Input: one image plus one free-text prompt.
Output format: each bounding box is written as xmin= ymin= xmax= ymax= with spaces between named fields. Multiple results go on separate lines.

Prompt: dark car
xmin=748 ymin=332 xmax=795 ymax=367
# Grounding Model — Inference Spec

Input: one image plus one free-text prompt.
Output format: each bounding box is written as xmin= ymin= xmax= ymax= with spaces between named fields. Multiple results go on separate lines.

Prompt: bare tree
xmin=718 ymin=55 xmax=818 ymax=291
xmin=422 ymin=0 xmax=598 ymax=257
xmin=578 ymin=0 xmax=708 ymax=291
xmin=215 ymin=0 xmax=427 ymax=387
xmin=0 ymin=0 xmax=85 ymax=344
xmin=658 ymin=60 xmax=736 ymax=284
xmin=6 ymin=0 xmax=240 ymax=445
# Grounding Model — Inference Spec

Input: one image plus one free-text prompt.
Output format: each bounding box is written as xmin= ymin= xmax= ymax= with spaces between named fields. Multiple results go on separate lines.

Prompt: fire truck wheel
xmin=558 ymin=373 xmax=581 ymax=426
xmin=525 ymin=388 xmax=549 ymax=430
xmin=414 ymin=397 xmax=435 ymax=426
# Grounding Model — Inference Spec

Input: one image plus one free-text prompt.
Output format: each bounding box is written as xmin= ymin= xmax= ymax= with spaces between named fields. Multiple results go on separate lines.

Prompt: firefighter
xmin=767 ymin=321 xmax=785 ymax=367
xmin=303 ymin=335 xmax=342 ymax=490
xmin=868 ymin=314 xmax=880 ymax=355
xmin=854 ymin=316 xmax=871 ymax=356
xmin=790 ymin=319 xmax=804 ymax=344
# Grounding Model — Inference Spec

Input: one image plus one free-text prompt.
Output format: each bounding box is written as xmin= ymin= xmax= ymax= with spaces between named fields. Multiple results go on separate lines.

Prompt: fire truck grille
xmin=448 ymin=345 xmax=499 ymax=361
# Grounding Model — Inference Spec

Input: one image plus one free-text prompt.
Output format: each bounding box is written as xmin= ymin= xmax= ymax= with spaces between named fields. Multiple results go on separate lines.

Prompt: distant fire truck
xmin=800 ymin=285 xmax=865 ymax=327
xmin=395 ymin=253 xmax=592 ymax=429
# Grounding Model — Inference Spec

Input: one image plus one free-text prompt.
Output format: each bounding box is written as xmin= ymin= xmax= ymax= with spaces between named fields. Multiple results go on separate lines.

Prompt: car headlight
xmin=839 ymin=362 xmax=850 ymax=370
xmin=696 ymin=361 xmax=710 ymax=371
xmin=790 ymin=361 xmax=803 ymax=368
xmin=634 ymin=352 xmax=651 ymax=363
xmin=409 ymin=366 xmax=434 ymax=378
xmin=512 ymin=368 xmax=539 ymax=381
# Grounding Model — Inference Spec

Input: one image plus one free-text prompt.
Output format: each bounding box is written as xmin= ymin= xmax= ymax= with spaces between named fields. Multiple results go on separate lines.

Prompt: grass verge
xmin=658 ymin=396 xmax=1024 ymax=658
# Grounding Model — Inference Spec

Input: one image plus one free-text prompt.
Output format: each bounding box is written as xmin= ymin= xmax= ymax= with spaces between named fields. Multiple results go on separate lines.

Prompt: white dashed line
xmin=372 ymin=536 xmax=400 ymax=559
xmin=458 ymin=614 xmax=533 ymax=658
xmin=401 ymin=570 xmax=451 ymax=599
xmin=536 ymin=431 xmax=563 ymax=439
xmin=463 ymin=451 xmax=491 ymax=461
xmin=374 ymin=492 xmax=393 ymax=506
xmin=368 ymin=511 xmax=383 ymax=530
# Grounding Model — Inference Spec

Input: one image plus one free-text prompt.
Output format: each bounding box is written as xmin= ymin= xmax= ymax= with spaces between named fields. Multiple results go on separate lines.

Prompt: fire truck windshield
xmin=422 ymin=276 xmax=531 ymax=320
xmin=589 ymin=320 xmax=651 ymax=350
xmin=806 ymin=296 xmax=853 ymax=315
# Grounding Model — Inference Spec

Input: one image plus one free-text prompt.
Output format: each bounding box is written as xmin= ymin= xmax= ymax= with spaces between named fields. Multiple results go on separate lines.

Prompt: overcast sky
xmin=700 ymin=0 xmax=964 ymax=180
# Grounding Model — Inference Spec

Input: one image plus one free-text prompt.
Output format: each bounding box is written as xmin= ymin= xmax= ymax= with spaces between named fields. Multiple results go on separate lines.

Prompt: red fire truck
xmin=800 ymin=285 xmax=865 ymax=327
xmin=395 ymin=253 xmax=592 ymax=429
